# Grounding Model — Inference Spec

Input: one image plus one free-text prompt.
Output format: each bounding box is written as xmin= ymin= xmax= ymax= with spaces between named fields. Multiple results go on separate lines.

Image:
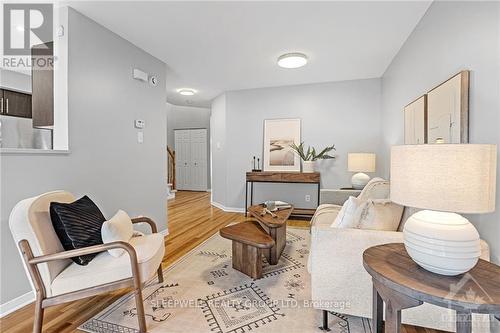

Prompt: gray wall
xmin=0 ymin=8 xmax=167 ymax=306
xmin=212 ymin=78 xmax=382 ymax=209
xmin=381 ymin=1 xmax=500 ymax=264
xmin=166 ymin=104 xmax=211 ymax=188
xmin=210 ymin=94 xmax=227 ymax=205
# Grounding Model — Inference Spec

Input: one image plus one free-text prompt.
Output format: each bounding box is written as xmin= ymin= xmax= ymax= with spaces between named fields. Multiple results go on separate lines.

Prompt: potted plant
xmin=290 ymin=142 xmax=336 ymax=173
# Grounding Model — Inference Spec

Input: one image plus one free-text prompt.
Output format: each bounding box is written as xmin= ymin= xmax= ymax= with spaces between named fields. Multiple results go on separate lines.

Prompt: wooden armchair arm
xmin=19 ymin=239 xmax=142 ymax=301
xmin=26 ymin=241 xmax=137 ymax=265
xmin=131 ymin=216 xmax=158 ymax=234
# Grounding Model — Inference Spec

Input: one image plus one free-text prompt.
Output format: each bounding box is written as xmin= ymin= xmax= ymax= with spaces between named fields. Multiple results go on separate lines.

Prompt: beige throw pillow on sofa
xmin=354 ymin=199 xmax=404 ymax=231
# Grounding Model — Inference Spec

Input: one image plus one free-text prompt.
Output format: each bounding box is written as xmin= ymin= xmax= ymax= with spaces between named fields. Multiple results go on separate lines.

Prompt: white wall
xmin=212 ymin=78 xmax=382 ymax=210
xmin=167 ymin=104 xmax=211 ymax=188
xmin=0 ymin=8 xmax=167 ymax=309
xmin=381 ymin=1 xmax=500 ymax=264
xmin=0 ymin=69 xmax=32 ymax=93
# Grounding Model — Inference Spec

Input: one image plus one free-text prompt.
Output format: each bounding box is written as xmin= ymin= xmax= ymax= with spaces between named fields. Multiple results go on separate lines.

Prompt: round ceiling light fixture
xmin=277 ymin=52 xmax=308 ymax=69
xmin=178 ymin=89 xmax=196 ymax=96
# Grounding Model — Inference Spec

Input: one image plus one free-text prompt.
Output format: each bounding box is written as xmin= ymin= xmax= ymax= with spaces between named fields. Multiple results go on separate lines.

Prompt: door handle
xmin=5 ymin=98 xmax=8 ymax=114
xmin=0 ymin=98 xmax=3 ymax=114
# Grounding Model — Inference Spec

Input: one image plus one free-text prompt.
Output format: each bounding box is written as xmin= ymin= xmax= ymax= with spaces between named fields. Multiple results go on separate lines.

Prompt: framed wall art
xmin=404 ymin=95 xmax=427 ymax=144
xmin=427 ymin=70 xmax=469 ymax=144
xmin=263 ymin=118 xmax=301 ymax=172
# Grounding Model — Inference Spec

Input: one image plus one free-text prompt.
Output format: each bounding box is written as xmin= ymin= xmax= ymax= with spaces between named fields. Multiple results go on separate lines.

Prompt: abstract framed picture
xmin=427 ymin=70 xmax=469 ymax=144
xmin=263 ymin=118 xmax=301 ymax=172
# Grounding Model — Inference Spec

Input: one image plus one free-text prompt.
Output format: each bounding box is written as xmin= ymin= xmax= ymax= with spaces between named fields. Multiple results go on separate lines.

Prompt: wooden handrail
xmin=167 ymin=146 xmax=176 ymax=190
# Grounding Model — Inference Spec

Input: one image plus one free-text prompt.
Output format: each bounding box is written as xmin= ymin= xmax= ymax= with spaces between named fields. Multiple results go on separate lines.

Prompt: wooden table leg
xmin=456 ymin=311 xmax=472 ymax=333
xmin=373 ymin=280 xmax=422 ymax=333
xmin=385 ymin=300 xmax=402 ymax=333
xmin=268 ymin=224 xmax=286 ymax=265
xmin=372 ymin=284 xmax=383 ymax=333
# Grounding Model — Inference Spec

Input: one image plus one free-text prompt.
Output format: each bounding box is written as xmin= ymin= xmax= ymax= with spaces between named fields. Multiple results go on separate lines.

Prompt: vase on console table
xmin=302 ymin=161 xmax=315 ymax=173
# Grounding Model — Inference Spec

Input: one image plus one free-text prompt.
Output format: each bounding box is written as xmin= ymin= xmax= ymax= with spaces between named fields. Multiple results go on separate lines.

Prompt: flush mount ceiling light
xmin=178 ymin=89 xmax=196 ymax=96
xmin=277 ymin=53 xmax=308 ymax=69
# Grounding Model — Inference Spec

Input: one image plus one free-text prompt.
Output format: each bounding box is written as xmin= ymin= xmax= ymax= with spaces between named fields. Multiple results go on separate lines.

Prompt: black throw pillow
xmin=50 ymin=195 xmax=106 ymax=265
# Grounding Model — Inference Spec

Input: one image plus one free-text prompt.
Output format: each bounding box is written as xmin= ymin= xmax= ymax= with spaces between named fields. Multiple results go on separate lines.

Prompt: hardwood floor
xmin=0 ymin=191 xmax=442 ymax=333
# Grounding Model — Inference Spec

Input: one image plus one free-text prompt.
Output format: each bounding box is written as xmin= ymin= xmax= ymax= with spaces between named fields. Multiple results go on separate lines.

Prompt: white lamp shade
xmin=391 ymin=144 xmax=497 ymax=213
xmin=348 ymin=153 xmax=376 ymax=172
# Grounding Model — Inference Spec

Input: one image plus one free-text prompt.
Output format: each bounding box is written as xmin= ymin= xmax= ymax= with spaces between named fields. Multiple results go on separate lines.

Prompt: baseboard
xmin=0 ymin=290 xmax=35 ymax=318
xmin=210 ymin=201 xmax=245 ymax=213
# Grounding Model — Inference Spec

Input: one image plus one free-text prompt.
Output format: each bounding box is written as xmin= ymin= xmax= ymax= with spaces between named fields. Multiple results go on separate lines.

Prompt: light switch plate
xmin=137 ymin=131 xmax=144 ymax=143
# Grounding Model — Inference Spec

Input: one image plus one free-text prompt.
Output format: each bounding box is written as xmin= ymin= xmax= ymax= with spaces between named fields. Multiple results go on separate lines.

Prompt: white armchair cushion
xmin=101 ymin=210 xmax=134 ymax=257
xmin=51 ymin=233 xmax=165 ymax=296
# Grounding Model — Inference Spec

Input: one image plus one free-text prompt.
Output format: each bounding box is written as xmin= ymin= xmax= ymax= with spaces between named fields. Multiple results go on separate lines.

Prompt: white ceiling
xmin=67 ymin=1 xmax=432 ymax=107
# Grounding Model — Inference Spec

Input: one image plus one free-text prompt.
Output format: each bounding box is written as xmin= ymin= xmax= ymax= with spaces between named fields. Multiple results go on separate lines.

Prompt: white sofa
xmin=308 ymin=178 xmax=491 ymax=332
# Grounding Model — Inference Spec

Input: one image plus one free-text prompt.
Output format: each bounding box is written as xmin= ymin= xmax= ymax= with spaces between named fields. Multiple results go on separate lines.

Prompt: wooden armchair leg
xmin=33 ymin=297 xmax=44 ymax=333
xmin=157 ymin=264 xmax=164 ymax=283
xmin=134 ymin=286 xmax=147 ymax=333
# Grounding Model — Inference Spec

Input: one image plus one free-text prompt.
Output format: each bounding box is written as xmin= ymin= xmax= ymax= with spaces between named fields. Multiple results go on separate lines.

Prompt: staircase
xmin=167 ymin=146 xmax=177 ymax=200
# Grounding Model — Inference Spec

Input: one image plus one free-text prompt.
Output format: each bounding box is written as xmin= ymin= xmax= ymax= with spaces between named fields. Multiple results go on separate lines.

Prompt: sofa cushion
xmin=332 ymin=196 xmax=363 ymax=228
xmin=50 ymin=196 xmax=106 ymax=265
xmin=50 ymin=233 xmax=165 ymax=296
xmin=101 ymin=210 xmax=134 ymax=257
xmin=358 ymin=178 xmax=390 ymax=201
xmin=354 ymin=199 xmax=404 ymax=231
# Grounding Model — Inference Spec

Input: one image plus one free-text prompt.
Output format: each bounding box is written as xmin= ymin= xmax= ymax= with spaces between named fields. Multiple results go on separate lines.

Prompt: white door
xmin=174 ymin=129 xmax=208 ymax=191
xmin=175 ymin=130 xmax=191 ymax=190
xmin=189 ymin=129 xmax=208 ymax=191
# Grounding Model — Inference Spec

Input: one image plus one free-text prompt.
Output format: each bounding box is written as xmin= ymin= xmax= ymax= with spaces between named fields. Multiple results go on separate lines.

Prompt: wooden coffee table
xmin=363 ymin=243 xmax=500 ymax=333
xmin=247 ymin=204 xmax=293 ymax=265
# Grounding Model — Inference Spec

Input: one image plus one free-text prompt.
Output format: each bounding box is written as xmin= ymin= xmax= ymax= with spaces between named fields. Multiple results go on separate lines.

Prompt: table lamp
xmin=391 ymin=144 xmax=496 ymax=276
xmin=348 ymin=153 xmax=376 ymax=189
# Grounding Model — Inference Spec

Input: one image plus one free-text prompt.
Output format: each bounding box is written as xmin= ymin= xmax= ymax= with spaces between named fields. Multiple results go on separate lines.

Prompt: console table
xmin=245 ymin=171 xmax=320 ymax=218
xmin=363 ymin=243 xmax=500 ymax=333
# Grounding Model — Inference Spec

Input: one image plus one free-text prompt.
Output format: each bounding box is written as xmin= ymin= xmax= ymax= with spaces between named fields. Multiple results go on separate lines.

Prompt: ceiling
xmin=67 ymin=1 xmax=432 ymax=107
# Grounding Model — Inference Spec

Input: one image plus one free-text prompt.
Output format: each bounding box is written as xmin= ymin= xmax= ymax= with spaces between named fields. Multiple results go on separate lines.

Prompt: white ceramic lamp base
xmin=351 ymin=172 xmax=370 ymax=189
xmin=403 ymin=210 xmax=481 ymax=276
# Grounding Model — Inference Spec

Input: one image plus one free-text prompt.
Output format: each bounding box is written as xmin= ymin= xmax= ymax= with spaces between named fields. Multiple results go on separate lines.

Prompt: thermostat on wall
xmin=135 ymin=119 xmax=145 ymax=129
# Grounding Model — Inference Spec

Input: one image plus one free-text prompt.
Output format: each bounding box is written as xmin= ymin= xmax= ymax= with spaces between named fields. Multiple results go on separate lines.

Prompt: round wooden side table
xmin=363 ymin=243 xmax=500 ymax=333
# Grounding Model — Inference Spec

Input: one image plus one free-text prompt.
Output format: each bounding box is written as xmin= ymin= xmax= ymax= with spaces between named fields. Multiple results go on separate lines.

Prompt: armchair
xmin=9 ymin=191 xmax=165 ymax=333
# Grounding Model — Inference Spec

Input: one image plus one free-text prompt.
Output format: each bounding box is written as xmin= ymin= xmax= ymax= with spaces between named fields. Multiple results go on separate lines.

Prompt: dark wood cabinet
xmin=0 ymin=88 xmax=32 ymax=118
xmin=32 ymin=41 xmax=54 ymax=128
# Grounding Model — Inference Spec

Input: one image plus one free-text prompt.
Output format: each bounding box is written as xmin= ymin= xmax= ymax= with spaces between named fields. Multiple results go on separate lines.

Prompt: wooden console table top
xmin=246 ymin=171 xmax=320 ymax=183
xmin=247 ymin=204 xmax=293 ymax=228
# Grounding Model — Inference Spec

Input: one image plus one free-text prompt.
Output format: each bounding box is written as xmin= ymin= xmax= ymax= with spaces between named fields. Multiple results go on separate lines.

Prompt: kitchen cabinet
xmin=0 ymin=88 xmax=32 ymax=118
xmin=32 ymin=41 xmax=54 ymax=128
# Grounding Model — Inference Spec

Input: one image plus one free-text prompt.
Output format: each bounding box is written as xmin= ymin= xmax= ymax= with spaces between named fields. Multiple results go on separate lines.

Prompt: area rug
xmin=80 ymin=227 xmax=371 ymax=333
